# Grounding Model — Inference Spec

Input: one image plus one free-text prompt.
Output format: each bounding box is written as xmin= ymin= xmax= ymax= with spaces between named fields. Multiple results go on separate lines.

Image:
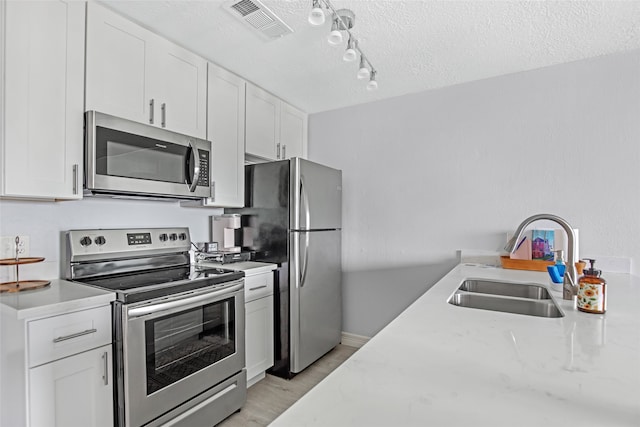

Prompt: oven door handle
xmin=127 ymin=282 xmax=243 ymax=319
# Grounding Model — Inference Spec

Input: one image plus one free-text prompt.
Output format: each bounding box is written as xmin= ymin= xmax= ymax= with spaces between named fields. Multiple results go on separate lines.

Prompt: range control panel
xmin=127 ymin=232 xmax=152 ymax=246
xmin=67 ymin=227 xmax=191 ymax=261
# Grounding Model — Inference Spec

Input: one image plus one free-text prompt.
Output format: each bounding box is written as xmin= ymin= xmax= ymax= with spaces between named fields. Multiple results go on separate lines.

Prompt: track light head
xmin=357 ymin=55 xmax=370 ymax=80
xmin=308 ymin=0 xmax=325 ymax=26
xmin=366 ymin=70 xmax=378 ymax=91
xmin=343 ymin=37 xmax=357 ymax=62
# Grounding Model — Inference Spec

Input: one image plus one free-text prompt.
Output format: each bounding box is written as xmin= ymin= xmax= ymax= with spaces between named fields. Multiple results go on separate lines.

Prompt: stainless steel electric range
xmin=65 ymin=227 xmax=246 ymax=427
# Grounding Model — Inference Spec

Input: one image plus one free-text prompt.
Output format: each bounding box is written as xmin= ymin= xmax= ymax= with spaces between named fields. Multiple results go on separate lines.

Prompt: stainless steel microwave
xmin=84 ymin=111 xmax=212 ymax=200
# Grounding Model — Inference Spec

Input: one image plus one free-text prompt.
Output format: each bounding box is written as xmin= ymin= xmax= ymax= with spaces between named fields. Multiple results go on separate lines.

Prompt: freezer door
xmin=291 ymin=158 xmax=342 ymax=231
xmin=290 ymin=229 xmax=342 ymax=373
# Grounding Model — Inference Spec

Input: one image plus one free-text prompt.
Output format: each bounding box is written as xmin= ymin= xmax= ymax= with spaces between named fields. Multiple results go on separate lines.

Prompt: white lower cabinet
xmin=29 ymin=345 xmax=113 ymax=427
xmin=0 ymin=305 xmax=113 ymax=427
xmin=244 ymin=271 xmax=275 ymax=387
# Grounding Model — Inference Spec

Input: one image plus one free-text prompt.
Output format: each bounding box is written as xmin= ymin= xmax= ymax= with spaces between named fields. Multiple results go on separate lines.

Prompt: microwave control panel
xmin=198 ymin=151 xmax=209 ymax=186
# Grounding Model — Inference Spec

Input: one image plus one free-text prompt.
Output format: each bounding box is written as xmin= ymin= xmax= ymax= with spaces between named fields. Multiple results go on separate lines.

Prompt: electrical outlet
xmin=0 ymin=235 xmax=30 ymax=259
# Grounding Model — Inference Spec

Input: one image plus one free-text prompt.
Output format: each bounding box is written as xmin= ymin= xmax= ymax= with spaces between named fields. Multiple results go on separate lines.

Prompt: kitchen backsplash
xmin=0 ymin=198 xmax=221 ymax=281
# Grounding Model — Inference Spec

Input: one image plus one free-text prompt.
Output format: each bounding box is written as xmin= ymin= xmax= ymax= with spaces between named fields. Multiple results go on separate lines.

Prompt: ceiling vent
xmin=224 ymin=0 xmax=293 ymax=41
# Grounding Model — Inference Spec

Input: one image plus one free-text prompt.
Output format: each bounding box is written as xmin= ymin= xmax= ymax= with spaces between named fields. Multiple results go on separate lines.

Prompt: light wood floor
xmin=218 ymin=344 xmax=358 ymax=427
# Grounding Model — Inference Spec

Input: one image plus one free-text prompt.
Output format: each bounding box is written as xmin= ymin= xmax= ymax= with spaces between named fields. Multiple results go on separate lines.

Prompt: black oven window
xmin=144 ymin=297 xmax=236 ymax=395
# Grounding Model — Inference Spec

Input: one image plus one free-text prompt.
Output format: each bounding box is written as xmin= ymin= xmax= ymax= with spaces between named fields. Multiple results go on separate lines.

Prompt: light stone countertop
xmin=270 ymin=263 xmax=640 ymax=427
xmin=0 ymin=279 xmax=115 ymax=320
xmin=198 ymin=261 xmax=277 ymax=276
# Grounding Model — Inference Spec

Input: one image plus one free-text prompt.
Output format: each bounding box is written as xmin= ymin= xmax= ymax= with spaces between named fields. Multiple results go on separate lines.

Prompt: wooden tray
xmin=0 ymin=280 xmax=50 ymax=293
xmin=500 ymin=256 xmax=554 ymax=272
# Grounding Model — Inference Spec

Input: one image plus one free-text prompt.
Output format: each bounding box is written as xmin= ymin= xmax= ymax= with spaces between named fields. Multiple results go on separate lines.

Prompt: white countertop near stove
xmin=270 ymin=263 xmax=640 ymax=427
xmin=198 ymin=261 xmax=277 ymax=276
xmin=0 ymin=279 xmax=115 ymax=320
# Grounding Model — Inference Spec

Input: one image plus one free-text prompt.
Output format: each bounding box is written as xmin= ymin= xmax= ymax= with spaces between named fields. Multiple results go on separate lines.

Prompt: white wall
xmin=309 ymin=49 xmax=640 ymax=337
xmin=0 ymin=198 xmax=221 ymax=281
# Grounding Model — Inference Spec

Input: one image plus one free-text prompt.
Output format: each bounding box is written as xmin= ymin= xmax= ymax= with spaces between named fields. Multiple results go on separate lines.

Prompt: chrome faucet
xmin=504 ymin=214 xmax=578 ymax=300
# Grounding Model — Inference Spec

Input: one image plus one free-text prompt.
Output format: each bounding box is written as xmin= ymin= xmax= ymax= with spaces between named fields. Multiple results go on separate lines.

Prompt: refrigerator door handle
xmin=300 ymin=175 xmax=311 ymax=230
xmin=299 ymin=232 xmax=310 ymax=287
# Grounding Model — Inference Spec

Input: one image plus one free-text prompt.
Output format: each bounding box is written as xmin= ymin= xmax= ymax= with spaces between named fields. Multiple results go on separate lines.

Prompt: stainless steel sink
xmin=458 ymin=279 xmax=552 ymax=300
xmin=448 ymin=279 xmax=563 ymax=318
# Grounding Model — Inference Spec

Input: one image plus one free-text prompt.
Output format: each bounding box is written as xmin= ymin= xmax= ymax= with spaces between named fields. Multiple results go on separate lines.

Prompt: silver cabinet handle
xmin=72 ymin=164 xmax=78 ymax=195
xmin=185 ymin=139 xmax=201 ymax=192
xmin=52 ymin=328 xmax=97 ymax=343
xmin=249 ymin=285 xmax=267 ymax=291
xmin=282 ymin=145 xmax=286 ymax=159
xmin=102 ymin=351 xmax=109 ymax=385
xmin=161 ymin=103 xmax=166 ymax=128
xmin=149 ymin=99 xmax=155 ymax=124
xmin=210 ymin=181 xmax=215 ymax=201
xmin=276 ymin=143 xmax=281 ymax=159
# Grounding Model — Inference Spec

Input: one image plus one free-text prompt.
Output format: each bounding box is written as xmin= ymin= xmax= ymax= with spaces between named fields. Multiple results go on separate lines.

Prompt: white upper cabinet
xmin=193 ymin=63 xmax=246 ymax=208
xmin=280 ymin=103 xmax=307 ymax=160
xmin=245 ymin=83 xmax=307 ymax=161
xmin=85 ymin=2 xmax=207 ymax=138
xmin=246 ymin=83 xmax=280 ymax=160
xmin=1 ymin=0 xmax=85 ymax=200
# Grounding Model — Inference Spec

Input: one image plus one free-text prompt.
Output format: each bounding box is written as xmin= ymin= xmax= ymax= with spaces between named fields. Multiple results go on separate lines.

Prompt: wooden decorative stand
xmin=0 ymin=237 xmax=50 ymax=293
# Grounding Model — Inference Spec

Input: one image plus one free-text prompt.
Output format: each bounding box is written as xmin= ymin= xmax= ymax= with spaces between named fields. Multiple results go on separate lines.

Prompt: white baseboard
xmin=340 ymin=332 xmax=370 ymax=348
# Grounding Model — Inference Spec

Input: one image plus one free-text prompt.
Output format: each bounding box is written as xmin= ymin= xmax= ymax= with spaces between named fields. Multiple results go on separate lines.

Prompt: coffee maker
xmin=204 ymin=214 xmax=253 ymax=263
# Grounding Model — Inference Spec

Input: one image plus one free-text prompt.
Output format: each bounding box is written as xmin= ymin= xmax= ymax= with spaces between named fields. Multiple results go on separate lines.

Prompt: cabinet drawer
xmin=28 ymin=305 xmax=112 ymax=367
xmin=244 ymin=272 xmax=274 ymax=303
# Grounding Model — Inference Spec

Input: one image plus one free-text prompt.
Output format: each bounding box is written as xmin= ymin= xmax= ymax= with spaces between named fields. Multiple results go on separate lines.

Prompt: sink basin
xmin=448 ymin=279 xmax=563 ymax=318
xmin=449 ymin=293 xmax=563 ymax=318
xmin=458 ymin=279 xmax=551 ymax=300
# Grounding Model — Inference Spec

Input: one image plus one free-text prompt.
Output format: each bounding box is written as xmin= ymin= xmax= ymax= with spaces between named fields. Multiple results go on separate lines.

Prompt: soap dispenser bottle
xmin=577 ymin=258 xmax=606 ymax=314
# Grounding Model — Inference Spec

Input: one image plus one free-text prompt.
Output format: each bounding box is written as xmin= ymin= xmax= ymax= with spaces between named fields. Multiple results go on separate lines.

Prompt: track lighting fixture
xmin=308 ymin=0 xmax=378 ymax=90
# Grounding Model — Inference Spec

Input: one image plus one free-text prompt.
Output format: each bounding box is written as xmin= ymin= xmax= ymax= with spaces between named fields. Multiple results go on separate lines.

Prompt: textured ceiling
xmin=101 ymin=0 xmax=640 ymax=113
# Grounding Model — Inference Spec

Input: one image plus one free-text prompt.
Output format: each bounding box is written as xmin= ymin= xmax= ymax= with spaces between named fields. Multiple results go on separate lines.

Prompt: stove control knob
xmin=95 ymin=236 xmax=106 ymax=246
xmin=159 ymin=233 xmax=168 ymax=242
xmin=169 ymin=233 xmax=178 ymax=241
xmin=178 ymin=233 xmax=187 ymax=241
xmin=80 ymin=236 xmax=92 ymax=247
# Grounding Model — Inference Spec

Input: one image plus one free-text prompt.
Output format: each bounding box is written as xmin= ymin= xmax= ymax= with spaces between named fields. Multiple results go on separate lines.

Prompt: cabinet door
xmin=245 ymin=295 xmax=274 ymax=384
xmin=28 ymin=345 xmax=113 ymax=427
xmin=206 ymin=63 xmax=246 ymax=207
xmin=85 ymin=2 xmax=151 ymax=125
xmin=245 ymin=83 xmax=280 ymax=160
xmin=280 ymin=102 xmax=307 ymax=160
xmin=2 ymin=0 xmax=84 ymax=199
xmin=153 ymin=37 xmax=207 ymax=138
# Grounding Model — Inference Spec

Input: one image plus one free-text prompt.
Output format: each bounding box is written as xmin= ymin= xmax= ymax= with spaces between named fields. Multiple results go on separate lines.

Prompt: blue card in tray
xmin=531 ymin=229 xmax=554 ymax=260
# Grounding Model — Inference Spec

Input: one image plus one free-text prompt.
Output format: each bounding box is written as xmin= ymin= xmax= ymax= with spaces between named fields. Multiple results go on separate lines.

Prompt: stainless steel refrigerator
xmin=228 ymin=158 xmax=342 ymax=377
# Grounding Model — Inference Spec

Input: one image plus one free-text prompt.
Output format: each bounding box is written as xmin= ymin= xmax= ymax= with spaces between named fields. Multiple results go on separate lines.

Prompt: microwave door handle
xmin=185 ymin=139 xmax=201 ymax=192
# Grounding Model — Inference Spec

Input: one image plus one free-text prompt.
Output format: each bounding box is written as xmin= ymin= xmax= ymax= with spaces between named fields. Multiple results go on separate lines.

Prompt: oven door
xmin=85 ymin=110 xmax=211 ymax=199
xmin=123 ymin=280 xmax=244 ymax=427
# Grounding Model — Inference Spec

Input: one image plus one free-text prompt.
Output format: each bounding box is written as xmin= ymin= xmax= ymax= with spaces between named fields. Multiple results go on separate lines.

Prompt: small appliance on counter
xmin=194 ymin=214 xmax=255 ymax=264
